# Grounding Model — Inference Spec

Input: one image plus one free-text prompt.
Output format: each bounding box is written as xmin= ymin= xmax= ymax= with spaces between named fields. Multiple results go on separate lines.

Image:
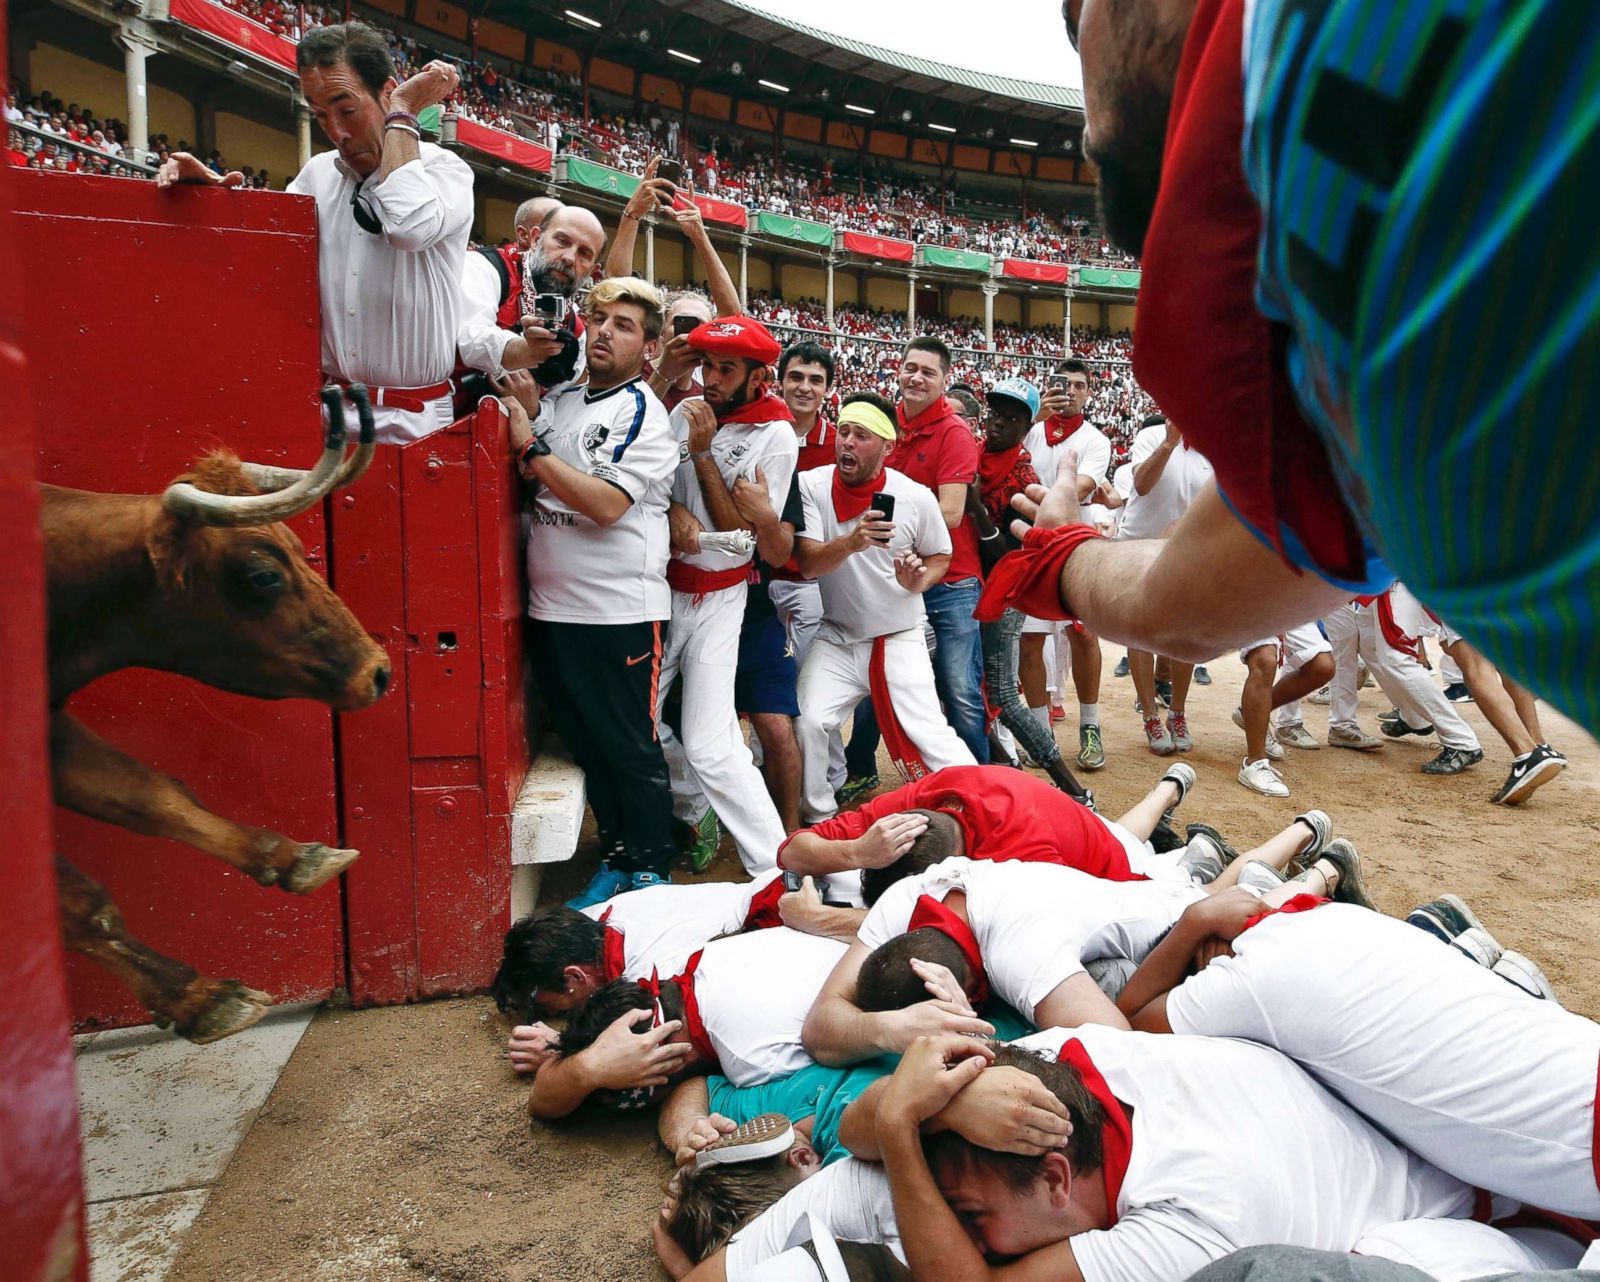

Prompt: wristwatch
xmin=517 ymin=435 xmax=551 ymax=469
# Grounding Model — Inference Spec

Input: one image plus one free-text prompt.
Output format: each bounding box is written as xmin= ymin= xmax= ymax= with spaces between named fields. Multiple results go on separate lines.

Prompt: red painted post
xmin=0 ymin=10 xmax=90 ymax=1272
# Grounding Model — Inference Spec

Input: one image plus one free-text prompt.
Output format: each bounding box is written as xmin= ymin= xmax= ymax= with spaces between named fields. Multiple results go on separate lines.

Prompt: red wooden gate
xmin=17 ymin=170 xmax=345 ymax=1029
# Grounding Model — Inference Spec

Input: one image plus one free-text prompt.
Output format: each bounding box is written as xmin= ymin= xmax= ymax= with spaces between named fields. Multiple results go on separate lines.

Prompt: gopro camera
xmin=531 ymin=292 xmax=568 ymax=327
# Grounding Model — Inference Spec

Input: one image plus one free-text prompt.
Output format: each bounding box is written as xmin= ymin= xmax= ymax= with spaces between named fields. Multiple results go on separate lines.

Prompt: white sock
xmin=1030 ymin=704 xmax=1051 ymax=735
xmin=1079 ymin=703 xmax=1100 ymax=728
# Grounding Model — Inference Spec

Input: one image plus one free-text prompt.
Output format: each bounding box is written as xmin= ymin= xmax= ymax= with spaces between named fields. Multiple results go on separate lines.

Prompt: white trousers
xmin=369 ymin=392 xmax=456 ymax=446
xmin=1326 ymin=603 xmax=1480 ymax=750
xmin=796 ymin=628 xmax=975 ymax=823
xmin=656 ymin=584 xmax=787 ymax=874
xmin=768 ymin=579 xmax=847 ymax=790
xmin=1240 ymin=621 xmax=1330 ymax=730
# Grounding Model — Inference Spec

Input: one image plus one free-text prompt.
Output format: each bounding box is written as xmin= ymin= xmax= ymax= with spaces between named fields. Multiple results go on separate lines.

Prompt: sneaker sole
xmin=1238 ymin=773 xmax=1289 ymax=797
xmin=1494 ymin=756 xmax=1564 ymax=806
xmin=1493 ymin=952 xmax=1558 ymax=1001
xmin=695 ymin=1113 xmax=797 ymax=1168
xmin=1435 ymin=893 xmax=1488 ymax=937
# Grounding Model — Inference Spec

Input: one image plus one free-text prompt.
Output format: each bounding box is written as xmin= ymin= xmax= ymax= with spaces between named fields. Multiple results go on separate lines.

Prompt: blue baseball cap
xmin=987 ymin=376 xmax=1041 ymax=419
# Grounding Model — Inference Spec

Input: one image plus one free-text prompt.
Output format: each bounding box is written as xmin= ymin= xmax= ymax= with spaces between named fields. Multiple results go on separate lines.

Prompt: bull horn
xmin=239 ymin=385 xmax=376 ymax=494
xmin=162 ymin=387 xmax=349 ymax=526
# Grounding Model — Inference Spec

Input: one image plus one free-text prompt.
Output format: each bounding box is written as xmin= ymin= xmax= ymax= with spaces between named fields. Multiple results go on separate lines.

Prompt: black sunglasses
xmin=350 ymin=179 xmax=382 ymax=234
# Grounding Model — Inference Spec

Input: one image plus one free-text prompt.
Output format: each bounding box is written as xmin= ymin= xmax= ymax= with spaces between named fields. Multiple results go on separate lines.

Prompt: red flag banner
xmin=169 ymin=0 xmax=296 ymax=70
xmin=839 ymin=230 xmax=914 ymax=262
xmin=451 ymin=116 xmax=553 ymax=173
xmin=1000 ymin=257 xmax=1071 ymax=285
xmin=691 ymin=192 xmax=748 ymax=229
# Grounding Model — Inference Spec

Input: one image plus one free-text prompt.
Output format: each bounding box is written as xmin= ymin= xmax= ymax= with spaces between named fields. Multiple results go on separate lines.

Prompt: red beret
xmin=686 ymin=316 xmax=781 ymax=364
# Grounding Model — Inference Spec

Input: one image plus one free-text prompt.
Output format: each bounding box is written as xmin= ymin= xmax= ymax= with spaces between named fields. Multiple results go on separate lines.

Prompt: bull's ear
xmin=145 ymin=506 xmax=195 ymax=590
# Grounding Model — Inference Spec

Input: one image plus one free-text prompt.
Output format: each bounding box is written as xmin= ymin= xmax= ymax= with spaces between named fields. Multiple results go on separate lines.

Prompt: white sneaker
xmin=1493 ymin=951 xmax=1558 ymax=1001
xmin=1307 ymin=684 xmax=1332 ymax=705
xmin=1274 ymin=723 xmax=1320 ymax=751
xmin=1232 ymin=706 xmax=1284 ymax=759
xmin=1328 ymin=724 xmax=1384 ymax=751
xmin=1236 ymin=859 xmax=1287 ymax=893
xmin=1238 ymin=757 xmax=1290 ymax=797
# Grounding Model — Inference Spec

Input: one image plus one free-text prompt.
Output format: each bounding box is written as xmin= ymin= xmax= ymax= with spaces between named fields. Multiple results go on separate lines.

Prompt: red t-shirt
xmin=778 ymin=765 xmax=1144 ymax=881
xmin=889 ymin=396 xmax=981 ymax=582
xmin=795 ymin=416 xmax=836 ymax=473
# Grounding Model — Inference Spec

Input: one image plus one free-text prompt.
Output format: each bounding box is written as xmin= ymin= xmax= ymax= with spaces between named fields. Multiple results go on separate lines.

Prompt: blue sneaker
xmin=626 ymin=870 xmax=672 ymax=892
xmin=566 ymin=860 xmax=627 ymax=910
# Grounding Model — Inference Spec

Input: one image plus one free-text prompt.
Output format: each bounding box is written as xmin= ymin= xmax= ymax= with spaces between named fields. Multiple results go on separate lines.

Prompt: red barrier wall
xmin=1 ymin=14 xmax=88 ymax=1271
xmin=330 ymin=401 xmax=528 ymax=1004
xmin=16 ymin=170 xmax=345 ymax=1030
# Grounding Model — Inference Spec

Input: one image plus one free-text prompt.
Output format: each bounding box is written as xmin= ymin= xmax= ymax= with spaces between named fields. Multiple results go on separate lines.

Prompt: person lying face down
xmin=526 ymin=927 xmax=847 ymax=1120
xmin=1114 ymin=891 xmax=1600 ymax=1221
xmin=855 ymin=1027 xmax=1479 ymax=1282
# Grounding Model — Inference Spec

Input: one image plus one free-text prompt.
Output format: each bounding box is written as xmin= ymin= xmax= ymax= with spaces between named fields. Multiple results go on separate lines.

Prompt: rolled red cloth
xmin=974 ymin=523 xmax=1104 ymax=623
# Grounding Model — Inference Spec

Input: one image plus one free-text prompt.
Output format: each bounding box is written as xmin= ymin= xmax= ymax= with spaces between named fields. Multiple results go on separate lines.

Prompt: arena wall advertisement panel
xmin=169 ymin=0 xmax=296 ymax=70
xmin=1076 ymin=266 xmax=1143 ymax=290
xmin=474 ymin=17 xmax=526 ymax=62
xmin=916 ymin=245 xmax=991 ymax=273
xmin=753 ymin=212 xmax=832 ymax=246
xmin=838 ymin=230 xmax=915 ymax=262
xmin=561 ymin=158 xmax=747 ymax=227
xmin=1001 ymin=257 xmax=1071 ymax=284
xmin=450 ymin=116 xmax=552 ymax=173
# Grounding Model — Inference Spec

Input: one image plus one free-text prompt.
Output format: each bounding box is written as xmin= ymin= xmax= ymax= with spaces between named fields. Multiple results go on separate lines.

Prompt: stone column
xmin=982 ymin=281 xmax=998 ymax=350
xmin=825 ymin=254 xmax=836 ymax=328
xmin=295 ymin=99 xmax=312 ymax=172
xmin=738 ymin=235 xmax=750 ymax=308
xmin=1063 ymin=288 xmax=1074 ymax=350
xmin=906 ymin=271 xmax=919 ymax=332
xmin=644 ymin=217 xmax=656 ymax=282
xmin=116 ymin=26 xmax=160 ymax=164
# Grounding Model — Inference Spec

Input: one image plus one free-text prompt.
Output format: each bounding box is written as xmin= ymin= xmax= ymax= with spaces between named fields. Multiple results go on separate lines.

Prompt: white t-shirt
xmin=584 ymin=869 xmax=784 ymax=979
xmin=525 ymin=376 xmax=676 ymax=624
xmin=1005 ymin=1025 xmax=1473 ymax=1282
xmin=692 ymin=928 xmax=849 ymax=1088
xmin=668 ymin=403 xmax=799 ymax=573
xmin=1025 ymin=418 xmax=1112 ymax=491
xmin=725 ymin=1158 xmax=902 ymax=1278
xmin=859 ymin=858 xmax=1202 ymax=1023
xmin=1116 ymin=426 xmax=1214 ymax=541
xmin=1166 ymin=902 xmax=1600 ymax=1219
xmin=797 ymin=466 xmax=952 ymax=645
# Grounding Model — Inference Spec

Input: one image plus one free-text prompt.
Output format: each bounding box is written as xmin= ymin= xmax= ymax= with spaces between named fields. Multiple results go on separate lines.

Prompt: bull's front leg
xmin=55 ymin=857 xmax=272 ymax=1043
xmin=50 ymin=709 xmax=358 ymax=893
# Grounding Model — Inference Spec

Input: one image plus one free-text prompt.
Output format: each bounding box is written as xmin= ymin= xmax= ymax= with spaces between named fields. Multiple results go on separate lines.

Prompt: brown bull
xmin=45 ymin=386 xmax=390 ymax=1043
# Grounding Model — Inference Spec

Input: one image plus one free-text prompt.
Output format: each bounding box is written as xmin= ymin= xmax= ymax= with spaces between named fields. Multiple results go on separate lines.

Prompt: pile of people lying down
xmin=490 ymin=763 xmax=1600 ymax=1282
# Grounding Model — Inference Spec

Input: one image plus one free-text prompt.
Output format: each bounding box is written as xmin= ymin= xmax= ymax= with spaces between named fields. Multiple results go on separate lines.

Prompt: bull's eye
xmin=248 ymin=566 xmax=284 ymax=595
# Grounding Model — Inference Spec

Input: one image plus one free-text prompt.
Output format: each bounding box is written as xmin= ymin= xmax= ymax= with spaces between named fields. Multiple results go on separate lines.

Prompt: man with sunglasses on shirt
xmin=159 ymin=22 xmax=473 ymax=445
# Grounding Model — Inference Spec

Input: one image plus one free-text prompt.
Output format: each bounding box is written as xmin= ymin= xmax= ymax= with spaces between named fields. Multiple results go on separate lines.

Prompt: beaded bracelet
xmin=384 ymin=122 xmax=422 ymax=140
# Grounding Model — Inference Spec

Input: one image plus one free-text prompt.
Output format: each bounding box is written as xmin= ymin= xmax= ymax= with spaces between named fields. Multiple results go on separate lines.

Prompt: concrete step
xmin=508 ymin=748 xmax=586 ymax=920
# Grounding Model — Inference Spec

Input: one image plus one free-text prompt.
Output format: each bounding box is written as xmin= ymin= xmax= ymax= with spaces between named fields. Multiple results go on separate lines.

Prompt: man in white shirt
xmin=867 ymin=1028 xmax=1476 ymax=1282
xmin=1023 ymin=360 xmax=1113 ymax=772
xmin=526 ymin=927 xmax=848 ymax=1118
xmin=1118 ymin=416 xmax=1214 ymax=756
xmin=509 ymin=276 xmax=680 ymax=908
xmin=657 ymin=318 xmax=797 ymax=875
xmin=156 ymin=25 xmax=473 ymax=445
xmin=793 ymin=395 xmax=975 ymax=825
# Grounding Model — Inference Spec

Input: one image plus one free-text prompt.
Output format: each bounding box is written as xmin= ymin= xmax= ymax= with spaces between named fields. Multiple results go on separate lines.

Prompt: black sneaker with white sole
xmin=1442 ymin=681 xmax=1472 ymax=703
xmin=1490 ymin=743 xmax=1566 ymax=805
xmin=1406 ymin=894 xmax=1488 ymax=946
xmin=1381 ymin=714 xmax=1435 ymax=739
xmin=1421 ymin=746 xmax=1484 ymax=775
xmin=1193 ymin=665 xmax=1212 ymax=686
xmin=1184 ymin=822 xmax=1242 ymax=868
xmin=1317 ymin=838 xmax=1377 ymax=910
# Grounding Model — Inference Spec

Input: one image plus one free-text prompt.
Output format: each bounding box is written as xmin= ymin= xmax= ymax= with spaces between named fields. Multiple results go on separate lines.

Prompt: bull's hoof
xmin=177 ymin=981 xmax=273 ymax=1045
xmin=280 ymin=843 xmax=360 ymax=894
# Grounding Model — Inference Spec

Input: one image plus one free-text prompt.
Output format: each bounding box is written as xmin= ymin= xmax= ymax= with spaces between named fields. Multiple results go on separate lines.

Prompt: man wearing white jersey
xmin=512 ymin=277 xmax=680 ymax=909
xmin=1119 ymin=416 xmax=1214 ymax=755
xmin=494 ymin=869 xmax=786 ymax=1071
xmin=528 ymin=928 xmax=848 ymax=1118
xmin=1121 ymin=896 xmax=1600 ymax=1220
xmin=656 ymin=317 xmax=796 ymax=874
xmin=864 ymin=1029 xmax=1477 ymax=1282
xmin=1023 ymin=359 xmax=1114 ymax=771
xmin=793 ymin=396 xmax=974 ymax=824
xmin=157 ymin=24 xmax=476 ymax=445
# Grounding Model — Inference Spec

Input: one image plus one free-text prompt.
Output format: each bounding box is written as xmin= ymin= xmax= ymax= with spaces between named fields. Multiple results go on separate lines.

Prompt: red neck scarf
xmin=1241 ymin=892 xmax=1330 ymax=935
xmin=741 ymin=875 xmax=787 ymax=931
xmin=596 ymin=906 xmax=627 ymax=983
xmin=1131 ymin=0 xmax=1365 ymax=581
xmin=646 ymin=950 xmax=717 ymax=1069
xmin=1043 ymin=412 xmax=1083 ymax=447
xmin=907 ymin=894 xmax=989 ymax=1006
xmin=979 ymin=442 xmax=1026 ymax=492
xmin=718 ymin=389 xmax=795 ymax=427
xmin=832 ymin=468 xmax=884 ymax=522
xmin=1056 ymin=1039 xmax=1135 ymax=1226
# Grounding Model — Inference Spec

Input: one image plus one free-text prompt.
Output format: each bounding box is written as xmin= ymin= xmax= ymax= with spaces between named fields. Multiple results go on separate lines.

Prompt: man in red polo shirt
xmin=886 ymin=336 xmax=988 ymax=765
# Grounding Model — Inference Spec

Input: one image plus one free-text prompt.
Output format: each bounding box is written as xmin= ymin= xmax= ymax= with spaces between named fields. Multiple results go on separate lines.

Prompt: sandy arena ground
xmin=166 ymin=647 xmax=1600 ymax=1282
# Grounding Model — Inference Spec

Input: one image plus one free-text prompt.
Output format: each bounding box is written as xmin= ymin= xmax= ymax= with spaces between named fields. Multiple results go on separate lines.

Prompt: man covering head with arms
xmin=1009 ymin=0 xmax=1600 ymax=735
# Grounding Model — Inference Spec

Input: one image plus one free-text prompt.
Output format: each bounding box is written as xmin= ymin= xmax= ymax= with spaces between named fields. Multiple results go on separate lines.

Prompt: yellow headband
xmin=838 ymin=402 xmax=897 ymax=442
